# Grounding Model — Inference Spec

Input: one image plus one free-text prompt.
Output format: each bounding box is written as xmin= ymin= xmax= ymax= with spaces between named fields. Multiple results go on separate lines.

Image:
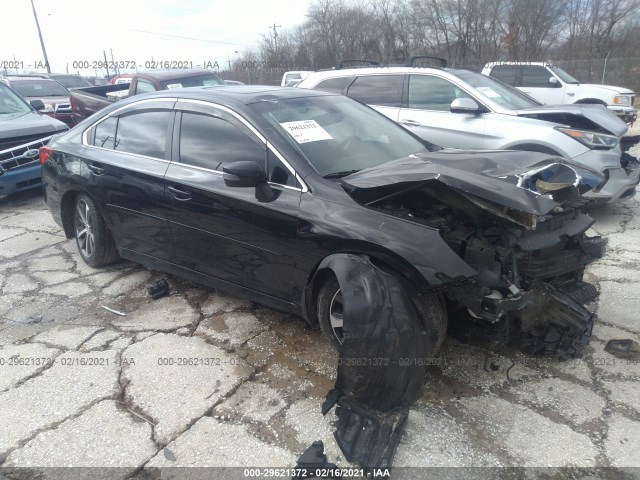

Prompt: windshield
xmin=0 ymin=83 xmax=31 ymax=115
xmin=550 ymin=66 xmax=579 ymax=84
xmin=161 ymin=74 xmax=225 ymax=89
xmin=455 ymin=71 xmax=541 ymax=110
xmin=11 ymin=79 xmax=69 ymax=97
xmin=249 ymin=95 xmax=427 ymax=177
xmin=53 ymin=75 xmax=92 ymax=88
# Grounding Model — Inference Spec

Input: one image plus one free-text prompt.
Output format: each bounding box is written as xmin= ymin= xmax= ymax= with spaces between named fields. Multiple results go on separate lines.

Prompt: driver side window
xmin=521 ymin=66 xmax=554 ymax=88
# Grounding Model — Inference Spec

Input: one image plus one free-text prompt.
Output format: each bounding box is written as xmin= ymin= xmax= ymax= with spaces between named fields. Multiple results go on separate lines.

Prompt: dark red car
xmin=0 ymin=76 xmax=74 ymax=127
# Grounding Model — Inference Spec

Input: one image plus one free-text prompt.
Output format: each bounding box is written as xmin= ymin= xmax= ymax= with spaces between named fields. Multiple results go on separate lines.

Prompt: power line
xmin=128 ymin=29 xmax=257 ymax=47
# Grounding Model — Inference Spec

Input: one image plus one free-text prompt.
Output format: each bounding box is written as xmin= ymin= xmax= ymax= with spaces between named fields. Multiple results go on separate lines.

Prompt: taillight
xmin=39 ymin=146 xmax=53 ymax=165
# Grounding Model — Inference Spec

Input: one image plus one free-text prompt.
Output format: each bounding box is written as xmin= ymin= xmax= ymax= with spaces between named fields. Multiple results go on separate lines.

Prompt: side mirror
xmin=30 ymin=99 xmax=45 ymax=111
xmin=223 ymin=161 xmax=267 ymax=187
xmin=223 ymin=161 xmax=275 ymax=202
xmin=549 ymin=77 xmax=560 ymax=87
xmin=450 ymin=98 xmax=480 ymax=114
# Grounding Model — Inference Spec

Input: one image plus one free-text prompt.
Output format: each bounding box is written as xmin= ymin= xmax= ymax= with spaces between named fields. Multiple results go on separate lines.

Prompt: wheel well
xmin=60 ymin=190 xmax=80 ymax=239
xmin=574 ymin=98 xmax=607 ymax=105
xmin=507 ymin=144 xmax=562 ymax=156
xmin=301 ymin=253 xmax=422 ymax=326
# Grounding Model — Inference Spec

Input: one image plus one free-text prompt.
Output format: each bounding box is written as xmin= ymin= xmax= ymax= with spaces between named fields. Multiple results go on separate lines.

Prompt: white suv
xmin=482 ymin=62 xmax=637 ymax=125
xmin=296 ymin=59 xmax=639 ymax=204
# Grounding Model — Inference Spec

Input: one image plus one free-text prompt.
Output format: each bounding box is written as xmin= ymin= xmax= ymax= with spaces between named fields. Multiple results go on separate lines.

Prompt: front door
xmin=164 ymin=100 xmax=302 ymax=301
xmin=398 ymin=74 xmax=487 ymax=149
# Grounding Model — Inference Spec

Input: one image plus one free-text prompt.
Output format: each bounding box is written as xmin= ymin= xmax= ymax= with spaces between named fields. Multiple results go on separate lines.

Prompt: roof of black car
xmin=137 ymin=85 xmax=337 ymax=106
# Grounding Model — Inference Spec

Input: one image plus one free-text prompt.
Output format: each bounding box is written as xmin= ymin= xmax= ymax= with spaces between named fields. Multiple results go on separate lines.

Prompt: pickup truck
xmin=482 ymin=62 xmax=637 ymax=124
xmin=69 ymin=68 xmax=225 ymax=123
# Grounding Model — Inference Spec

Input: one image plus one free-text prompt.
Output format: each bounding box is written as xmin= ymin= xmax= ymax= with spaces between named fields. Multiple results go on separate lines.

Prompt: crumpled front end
xmin=343 ymin=151 xmax=607 ymax=359
xmin=442 ymin=208 xmax=605 ymax=358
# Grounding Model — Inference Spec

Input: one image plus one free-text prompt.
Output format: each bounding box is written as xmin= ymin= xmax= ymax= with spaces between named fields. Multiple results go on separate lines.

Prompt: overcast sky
xmin=1 ymin=0 xmax=313 ymax=76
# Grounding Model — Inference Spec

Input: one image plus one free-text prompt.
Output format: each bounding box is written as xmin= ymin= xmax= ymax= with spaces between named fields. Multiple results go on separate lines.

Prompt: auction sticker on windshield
xmin=280 ymin=120 xmax=333 ymax=144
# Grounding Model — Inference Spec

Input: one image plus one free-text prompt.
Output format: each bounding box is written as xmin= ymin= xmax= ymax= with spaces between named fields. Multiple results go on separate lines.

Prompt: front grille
xmin=0 ymin=135 xmax=52 ymax=173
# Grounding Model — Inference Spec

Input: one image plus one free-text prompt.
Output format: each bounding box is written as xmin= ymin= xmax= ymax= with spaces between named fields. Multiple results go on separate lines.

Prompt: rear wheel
xmin=73 ymin=194 xmax=120 ymax=267
xmin=317 ymin=274 xmax=447 ymax=354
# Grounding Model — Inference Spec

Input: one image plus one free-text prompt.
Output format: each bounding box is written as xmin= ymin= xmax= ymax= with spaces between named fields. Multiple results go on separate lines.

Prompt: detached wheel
xmin=73 ymin=194 xmax=120 ymax=267
xmin=317 ymin=274 xmax=447 ymax=353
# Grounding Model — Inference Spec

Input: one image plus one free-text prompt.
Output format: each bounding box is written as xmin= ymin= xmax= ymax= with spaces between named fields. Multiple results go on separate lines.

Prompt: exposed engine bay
xmin=370 ymin=180 xmax=605 ymax=359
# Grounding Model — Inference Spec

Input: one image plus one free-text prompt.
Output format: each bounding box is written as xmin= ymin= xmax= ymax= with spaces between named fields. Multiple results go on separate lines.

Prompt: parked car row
xmin=482 ymin=61 xmax=637 ymax=125
xmin=295 ymin=57 xmax=640 ymax=204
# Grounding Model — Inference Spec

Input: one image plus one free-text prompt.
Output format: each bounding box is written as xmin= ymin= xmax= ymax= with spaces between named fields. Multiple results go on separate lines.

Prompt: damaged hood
xmin=514 ymin=104 xmax=628 ymax=137
xmin=341 ymin=150 xmax=604 ymax=226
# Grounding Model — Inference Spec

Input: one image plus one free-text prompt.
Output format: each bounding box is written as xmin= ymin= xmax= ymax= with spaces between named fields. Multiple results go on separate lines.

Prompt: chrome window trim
xmin=81 ymin=98 xmax=178 ymax=149
xmin=80 ymin=97 xmax=308 ymax=193
xmin=164 ymin=157 xmax=304 ymax=192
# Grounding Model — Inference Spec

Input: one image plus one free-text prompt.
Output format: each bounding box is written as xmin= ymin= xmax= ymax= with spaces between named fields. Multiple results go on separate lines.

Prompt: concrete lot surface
xmin=1 ymin=183 xmax=639 ymax=478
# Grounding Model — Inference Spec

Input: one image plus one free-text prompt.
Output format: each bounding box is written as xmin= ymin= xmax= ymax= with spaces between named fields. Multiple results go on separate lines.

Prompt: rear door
xmin=398 ymin=74 xmax=487 ymax=148
xmin=345 ymin=74 xmax=403 ymax=121
xmin=519 ymin=65 xmax=565 ymax=104
xmin=164 ymin=100 xmax=302 ymax=301
xmin=81 ymin=99 xmax=175 ymax=260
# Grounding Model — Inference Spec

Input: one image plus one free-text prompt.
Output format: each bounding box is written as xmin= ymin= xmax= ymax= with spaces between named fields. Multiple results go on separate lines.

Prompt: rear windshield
xmin=53 ymin=75 xmax=92 ymax=88
xmin=161 ymin=74 xmax=225 ymax=89
xmin=11 ymin=79 xmax=69 ymax=97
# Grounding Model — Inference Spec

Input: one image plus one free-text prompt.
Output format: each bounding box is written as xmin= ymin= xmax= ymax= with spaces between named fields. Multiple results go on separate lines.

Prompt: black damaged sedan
xmin=42 ymin=86 xmax=607 ymax=466
xmin=42 ymin=85 xmax=605 ymax=360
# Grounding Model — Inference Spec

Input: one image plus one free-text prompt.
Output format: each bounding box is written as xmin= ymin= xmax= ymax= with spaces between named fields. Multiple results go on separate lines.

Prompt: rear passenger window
xmin=314 ymin=77 xmax=352 ymax=93
xmin=93 ymin=116 xmax=118 ymax=149
xmin=347 ymin=75 xmax=402 ymax=107
xmin=521 ymin=66 xmax=554 ymax=88
xmin=115 ymin=110 xmax=171 ymax=158
xmin=179 ymin=112 xmax=264 ymax=171
xmin=490 ymin=65 xmax=518 ymax=86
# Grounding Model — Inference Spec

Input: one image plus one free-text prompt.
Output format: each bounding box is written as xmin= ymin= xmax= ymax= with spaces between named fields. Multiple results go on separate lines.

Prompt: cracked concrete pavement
xmin=1 ymin=140 xmax=640 ymax=477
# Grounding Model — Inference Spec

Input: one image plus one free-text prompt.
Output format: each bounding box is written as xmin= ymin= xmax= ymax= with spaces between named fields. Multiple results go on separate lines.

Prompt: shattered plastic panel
xmin=315 ymin=254 xmax=432 ymax=469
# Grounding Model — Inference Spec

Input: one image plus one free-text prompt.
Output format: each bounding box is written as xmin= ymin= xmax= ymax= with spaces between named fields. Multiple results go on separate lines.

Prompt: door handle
xmin=167 ymin=186 xmax=192 ymax=201
xmin=400 ymin=119 xmax=421 ymax=127
xmin=87 ymin=164 xmax=105 ymax=175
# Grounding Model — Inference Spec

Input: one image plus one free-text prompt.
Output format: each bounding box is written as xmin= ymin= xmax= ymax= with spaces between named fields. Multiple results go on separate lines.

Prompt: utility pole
xmin=31 ymin=0 xmax=51 ymax=73
xmin=110 ymin=48 xmax=119 ymax=75
xmin=103 ymin=50 xmax=111 ymax=80
xmin=269 ymin=23 xmax=281 ymax=53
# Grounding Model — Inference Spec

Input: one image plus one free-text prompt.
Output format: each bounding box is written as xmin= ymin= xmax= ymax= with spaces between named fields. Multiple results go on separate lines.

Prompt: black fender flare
xmin=573 ymin=98 xmax=608 ymax=105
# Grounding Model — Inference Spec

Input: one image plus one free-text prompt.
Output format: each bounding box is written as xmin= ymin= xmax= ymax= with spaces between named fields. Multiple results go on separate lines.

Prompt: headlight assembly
xmin=556 ymin=127 xmax=618 ymax=150
xmin=613 ymin=95 xmax=632 ymax=106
